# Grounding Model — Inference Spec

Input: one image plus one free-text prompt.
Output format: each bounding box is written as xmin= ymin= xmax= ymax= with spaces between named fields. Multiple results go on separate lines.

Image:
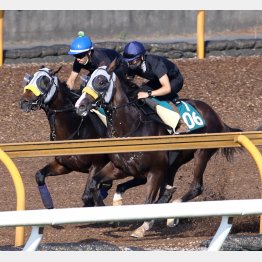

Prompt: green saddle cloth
xmin=151 ymin=98 xmax=206 ymax=132
xmin=175 ymin=101 xmax=205 ymax=131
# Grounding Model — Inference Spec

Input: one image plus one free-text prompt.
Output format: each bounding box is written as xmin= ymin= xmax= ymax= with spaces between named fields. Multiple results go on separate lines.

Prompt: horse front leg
xmin=84 ymin=161 xmax=125 ymax=207
xmin=131 ymin=168 xmax=165 ymax=238
xmin=113 ymin=177 xmax=147 ymax=206
xmin=35 ymin=160 xmax=71 ymax=209
xmin=82 ymin=164 xmax=113 ymax=207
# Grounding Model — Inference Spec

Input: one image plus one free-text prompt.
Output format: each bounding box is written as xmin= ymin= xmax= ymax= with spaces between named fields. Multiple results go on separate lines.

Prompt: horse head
xmin=75 ymin=59 xmax=149 ymax=138
xmin=19 ymin=65 xmax=62 ymax=112
xmin=75 ymin=59 xmax=119 ymax=117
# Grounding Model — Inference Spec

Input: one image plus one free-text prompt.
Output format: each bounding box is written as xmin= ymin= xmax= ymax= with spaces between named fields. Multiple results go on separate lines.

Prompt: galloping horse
xmin=75 ymin=59 xmax=242 ymax=238
xmin=19 ymin=66 xmax=144 ymax=209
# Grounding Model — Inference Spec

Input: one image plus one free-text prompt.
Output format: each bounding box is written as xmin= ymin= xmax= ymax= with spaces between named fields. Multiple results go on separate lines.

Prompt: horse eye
xmin=92 ymin=75 xmax=110 ymax=92
xmin=37 ymin=76 xmax=51 ymax=90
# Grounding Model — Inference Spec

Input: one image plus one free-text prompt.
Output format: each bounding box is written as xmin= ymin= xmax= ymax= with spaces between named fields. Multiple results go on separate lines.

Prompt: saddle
xmin=88 ymin=97 xmax=206 ymax=135
xmin=139 ymin=98 xmax=206 ymax=134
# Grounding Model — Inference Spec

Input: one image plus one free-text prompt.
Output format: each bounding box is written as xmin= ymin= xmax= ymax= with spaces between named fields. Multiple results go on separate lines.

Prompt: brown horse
xmin=19 ymin=66 xmax=145 ymax=209
xmin=75 ymin=60 xmax=242 ymax=238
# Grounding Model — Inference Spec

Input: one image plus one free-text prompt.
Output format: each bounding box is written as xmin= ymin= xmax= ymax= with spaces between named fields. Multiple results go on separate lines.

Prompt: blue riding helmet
xmin=68 ymin=31 xmax=93 ymax=55
xmin=123 ymin=41 xmax=146 ymax=62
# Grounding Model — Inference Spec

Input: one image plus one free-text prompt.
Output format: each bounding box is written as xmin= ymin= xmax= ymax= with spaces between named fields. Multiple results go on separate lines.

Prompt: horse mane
xmin=114 ymin=70 xmax=140 ymax=102
xmin=57 ymin=78 xmax=81 ymax=104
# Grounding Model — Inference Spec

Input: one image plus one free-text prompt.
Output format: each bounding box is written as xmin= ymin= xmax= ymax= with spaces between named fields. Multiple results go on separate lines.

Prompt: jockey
xmin=67 ymin=31 xmax=122 ymax=90
xmin=122 ymin=40 xmax=184 ymax=102
xmin=122 ymin=40 xmax=184 ymax=131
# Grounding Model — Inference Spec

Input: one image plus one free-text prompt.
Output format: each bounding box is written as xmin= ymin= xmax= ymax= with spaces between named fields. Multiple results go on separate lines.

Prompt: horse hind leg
xmin=167 ymin=148 xmax=217 ymax=227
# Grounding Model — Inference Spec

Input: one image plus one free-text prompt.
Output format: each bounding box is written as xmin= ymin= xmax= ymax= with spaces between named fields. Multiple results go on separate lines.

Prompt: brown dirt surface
xmin=0 ymin=56 xmax=262 ymax=251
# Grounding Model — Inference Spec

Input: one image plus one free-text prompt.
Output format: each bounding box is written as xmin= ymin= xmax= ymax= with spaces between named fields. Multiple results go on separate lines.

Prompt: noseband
xmin=23 ymin=68 xmax=84 ymax=140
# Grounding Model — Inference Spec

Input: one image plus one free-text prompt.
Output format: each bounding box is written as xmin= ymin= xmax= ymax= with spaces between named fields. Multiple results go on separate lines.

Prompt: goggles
xmin=74 ymin=52 xmax=87 ymax=59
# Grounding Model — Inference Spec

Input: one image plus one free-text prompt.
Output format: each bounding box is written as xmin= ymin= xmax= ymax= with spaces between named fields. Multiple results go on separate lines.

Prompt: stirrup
xmin=167 ymin=129 xmax=180 ymax=135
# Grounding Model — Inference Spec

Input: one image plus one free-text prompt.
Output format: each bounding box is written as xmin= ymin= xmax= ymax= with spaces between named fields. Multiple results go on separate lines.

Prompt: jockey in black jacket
xmin=122 ymin=40 xmax=184 ymax=102
xmin=67 ymin=31 xmax=121 ymax=90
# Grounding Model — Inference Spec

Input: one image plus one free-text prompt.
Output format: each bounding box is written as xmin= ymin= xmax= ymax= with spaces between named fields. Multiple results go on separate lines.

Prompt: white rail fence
xmin=1 ymin=199 xmax=262 ymax=251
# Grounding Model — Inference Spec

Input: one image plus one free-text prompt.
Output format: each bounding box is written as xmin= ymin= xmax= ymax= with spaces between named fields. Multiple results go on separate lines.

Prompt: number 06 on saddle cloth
xmin=147 ymin=98 xmax=206 ymax=133
xmin=175 ymin=100 xmax=206 ymax=132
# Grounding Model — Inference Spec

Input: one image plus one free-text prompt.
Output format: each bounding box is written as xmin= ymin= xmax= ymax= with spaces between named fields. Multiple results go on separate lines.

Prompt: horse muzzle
xmin=75 ymin=99 xmax=92 ymax=117
xmin=19 ymin=99 xmax=40 ymax=112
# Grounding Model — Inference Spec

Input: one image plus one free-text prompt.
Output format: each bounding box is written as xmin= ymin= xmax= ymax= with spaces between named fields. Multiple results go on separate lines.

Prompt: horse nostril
xmin=19 ymin=100 xmax=25 ymax=108
xmin=76 ymin=104 xmax=88 ymax=117
xmin=19 ymin=100 xmax=30 ymax=112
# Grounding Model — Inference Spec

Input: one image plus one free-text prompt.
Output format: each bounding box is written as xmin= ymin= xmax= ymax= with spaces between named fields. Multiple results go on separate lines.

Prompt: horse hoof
xmin=130 ymin=227 xmax=145 ymax=238
xmin=166 ymin=218 xmax=179 ymax=227
xmin=113 ymin=199 xmax=123 ymax=206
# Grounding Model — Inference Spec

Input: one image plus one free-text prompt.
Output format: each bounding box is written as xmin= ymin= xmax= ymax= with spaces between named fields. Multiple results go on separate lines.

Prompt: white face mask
xmin=84 ymin=66 xmax=116 ymax=103
xmin=141 ymin=61 xmax=147 ymax=72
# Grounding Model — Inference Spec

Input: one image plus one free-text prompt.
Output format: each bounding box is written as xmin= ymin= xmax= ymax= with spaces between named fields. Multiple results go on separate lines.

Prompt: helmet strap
xmin=83 ymin=51 xmax=92 ymax=65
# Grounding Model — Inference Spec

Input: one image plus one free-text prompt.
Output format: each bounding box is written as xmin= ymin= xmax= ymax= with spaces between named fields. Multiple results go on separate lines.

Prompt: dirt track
xmin=0 ymin=56 xmax=261 ymax=250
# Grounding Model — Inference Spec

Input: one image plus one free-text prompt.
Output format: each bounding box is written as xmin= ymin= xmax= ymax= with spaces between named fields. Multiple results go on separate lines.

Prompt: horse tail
xmin=220 ymin=124 xmax=243 ymax=162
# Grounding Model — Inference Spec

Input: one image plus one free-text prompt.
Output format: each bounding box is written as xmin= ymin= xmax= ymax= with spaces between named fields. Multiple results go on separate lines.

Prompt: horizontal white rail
xmin=1 ymin=199 xmax=262 ymax=226
xmin=0 ymin=199 xmax=262 ymax=251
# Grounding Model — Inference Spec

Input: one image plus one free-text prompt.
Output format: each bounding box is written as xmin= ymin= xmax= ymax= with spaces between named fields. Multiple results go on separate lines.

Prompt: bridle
xmin=103 ymin=101 xmax=143 ymax=138
xmin=81 ymin=67 xmax=146 ymax=138
xmin=23 ymin=68 xmax=84 ymax=140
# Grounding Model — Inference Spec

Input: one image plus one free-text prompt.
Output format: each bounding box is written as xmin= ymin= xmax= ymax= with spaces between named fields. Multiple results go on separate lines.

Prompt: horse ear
xmin=106 ymin=58 xmax=117 ymax=75
xmin=52 ymin=66 xmax=63 ymax=76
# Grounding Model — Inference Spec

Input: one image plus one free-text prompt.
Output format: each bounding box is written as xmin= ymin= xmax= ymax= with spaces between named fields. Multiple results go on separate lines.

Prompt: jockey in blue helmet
xmin=68 ymin=31 xmax=93 ymax=56
xmin=123 ymin=41 xmax=146 ymax=69
xmin=122 ymin=40 xmax=184 ymax=132
xmin=122 ymin=40 xmax=184 ymax=102
xmin=67 ymin=31 xmax=121 ymax=90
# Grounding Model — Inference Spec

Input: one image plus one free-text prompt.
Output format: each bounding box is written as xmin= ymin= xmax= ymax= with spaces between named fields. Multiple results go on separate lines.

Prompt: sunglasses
xmin=74 ymin=52 xmax=87 ymax=59
xmin=128 ymin=57 xmax=141 ymax=65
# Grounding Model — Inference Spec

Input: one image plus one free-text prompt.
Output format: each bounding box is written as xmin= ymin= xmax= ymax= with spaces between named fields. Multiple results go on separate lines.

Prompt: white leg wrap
xmin=131 ymin=220 xmax=154 ymax=238
xmin=113 ymin=193 xmax=123 ymax=206
xmin=166 ymin=199 xmax=182 ymax=227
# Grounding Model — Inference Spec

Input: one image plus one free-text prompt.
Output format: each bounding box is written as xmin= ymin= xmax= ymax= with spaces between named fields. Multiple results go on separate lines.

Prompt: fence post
xmin=197 ymin=10 xmax=205 ymax=59
xmin=0 ymin=149 xmax=25 ymax=246
xmin=0 ymin=10 xmax=4 ymax=66
xmin=236 ymin=135 xmax=262 ymax=233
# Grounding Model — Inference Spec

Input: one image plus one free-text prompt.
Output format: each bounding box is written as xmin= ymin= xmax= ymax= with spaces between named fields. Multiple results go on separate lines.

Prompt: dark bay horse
xmin=75 ymin=60 xmax=242 ymax=238
xmin=19 ymin=67 xmax=111 ymax=208
xmin=19 ymin=66 xmax=144 ymax=209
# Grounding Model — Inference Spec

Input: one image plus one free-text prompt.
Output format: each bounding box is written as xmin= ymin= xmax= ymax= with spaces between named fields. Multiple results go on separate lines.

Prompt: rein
xmin=104 ymin=101 xmax=144 ymax=138
xmin=45 ymin=104 xmax=84 ymax=141
xmin=41 ymin=84 xmax=84 ymax=141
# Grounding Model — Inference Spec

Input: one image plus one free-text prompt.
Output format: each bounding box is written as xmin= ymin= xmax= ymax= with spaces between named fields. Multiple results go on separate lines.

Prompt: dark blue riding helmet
xmin=123 ymin=41 xmax=146 ymax=62
xmin=68 ymin=31 xmax=93 ymax=55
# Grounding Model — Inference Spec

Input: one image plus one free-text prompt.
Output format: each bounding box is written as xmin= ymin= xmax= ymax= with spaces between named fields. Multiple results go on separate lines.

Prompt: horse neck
xmin=107 ymin=78 xmax=142 ymax=137
xmin=43 ymin=85 xmax=98 ymax=141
